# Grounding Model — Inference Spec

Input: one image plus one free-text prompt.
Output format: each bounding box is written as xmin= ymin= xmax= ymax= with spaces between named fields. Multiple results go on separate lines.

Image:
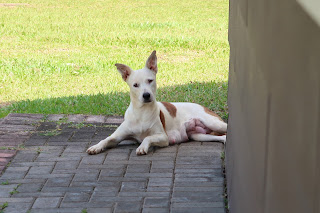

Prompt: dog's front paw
xmin=87 ymin=144 xmax=104 ymax=155
xmin=136 ymin=144 xmax=149 ymax=155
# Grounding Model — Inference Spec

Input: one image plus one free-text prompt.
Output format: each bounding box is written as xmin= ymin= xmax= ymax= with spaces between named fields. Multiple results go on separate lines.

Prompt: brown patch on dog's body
xmin=160 ymin=110 xmax=166 ymax=130
xmin=203 ymin=106 xmax=223 ymax=121
xmin=161 ymin=102 xmax=177 ymax=118
xmin=210 ymin=131 xmax=226 ymax=136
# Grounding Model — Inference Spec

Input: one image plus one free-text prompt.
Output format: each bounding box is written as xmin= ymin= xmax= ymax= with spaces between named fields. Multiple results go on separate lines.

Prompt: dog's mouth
xmin=143 ymin=99 xmax=152 ymax=103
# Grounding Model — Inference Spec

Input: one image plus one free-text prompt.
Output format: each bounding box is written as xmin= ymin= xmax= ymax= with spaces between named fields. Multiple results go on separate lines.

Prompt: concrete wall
xmin=226 ymin=0 xmax=320 ymax=212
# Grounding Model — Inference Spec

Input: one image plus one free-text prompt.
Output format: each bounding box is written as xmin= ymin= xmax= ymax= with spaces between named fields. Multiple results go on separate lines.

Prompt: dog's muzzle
xmin=143 ymin=92 xmax=151 ymax=102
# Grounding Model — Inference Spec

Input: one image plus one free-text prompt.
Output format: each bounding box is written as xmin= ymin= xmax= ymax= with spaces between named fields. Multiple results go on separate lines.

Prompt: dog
xmin=87 ymin=51 xmax=227 ymax=155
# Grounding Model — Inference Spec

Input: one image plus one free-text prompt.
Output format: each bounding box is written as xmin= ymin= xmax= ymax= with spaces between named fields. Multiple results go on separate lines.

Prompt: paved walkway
xmin=0 ymin=113 xmax=225 ymax=213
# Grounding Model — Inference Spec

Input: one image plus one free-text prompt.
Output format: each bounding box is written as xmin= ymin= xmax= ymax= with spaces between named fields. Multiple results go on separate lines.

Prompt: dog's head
xmin=115 ymin=51 xmax=158 ymax=105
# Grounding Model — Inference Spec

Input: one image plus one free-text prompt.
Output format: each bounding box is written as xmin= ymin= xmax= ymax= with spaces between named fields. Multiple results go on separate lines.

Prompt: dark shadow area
xmin=0 ymin=81 xmax=228 ymax=121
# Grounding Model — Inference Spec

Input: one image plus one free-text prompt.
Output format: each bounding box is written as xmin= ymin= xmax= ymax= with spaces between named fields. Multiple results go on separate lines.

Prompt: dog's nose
xmin=143 ymin=92 xmax=151 ymax=101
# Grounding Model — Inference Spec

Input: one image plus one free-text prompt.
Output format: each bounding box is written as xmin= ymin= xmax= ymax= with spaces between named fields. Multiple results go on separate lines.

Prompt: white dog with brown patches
xmin=87 ymin=51 xmax=227 ymax=155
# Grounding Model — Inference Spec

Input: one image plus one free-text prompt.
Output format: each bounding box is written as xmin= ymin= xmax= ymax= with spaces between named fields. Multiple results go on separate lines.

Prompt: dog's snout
xmin=143 ymin=92 xmax=151 ymax=101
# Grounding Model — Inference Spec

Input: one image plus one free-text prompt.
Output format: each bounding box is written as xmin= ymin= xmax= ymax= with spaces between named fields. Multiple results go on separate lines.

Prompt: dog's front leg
xmin=87 ymin=123 xmax=130 ymax=155
xmin=136 ymin=133 xmax=169 ymax=155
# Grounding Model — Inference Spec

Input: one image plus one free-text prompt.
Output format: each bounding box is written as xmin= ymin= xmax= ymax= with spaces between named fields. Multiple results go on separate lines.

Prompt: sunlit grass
xmin=0 ymin=0 xmax=229 ymax=119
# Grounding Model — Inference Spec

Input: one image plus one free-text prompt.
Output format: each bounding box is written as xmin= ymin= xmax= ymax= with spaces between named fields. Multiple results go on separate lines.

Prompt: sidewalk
xmin=0 ymin=113 xmax=225 ymax=213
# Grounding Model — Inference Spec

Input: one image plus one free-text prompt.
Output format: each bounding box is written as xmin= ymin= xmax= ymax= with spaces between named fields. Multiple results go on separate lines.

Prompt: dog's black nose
xmin=143 ymin=92 xmax=151 ymax=101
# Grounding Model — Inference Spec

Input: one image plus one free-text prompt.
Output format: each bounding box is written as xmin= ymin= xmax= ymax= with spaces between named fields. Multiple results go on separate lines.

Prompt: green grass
xmin=0 ymin=0 xmax=229 ymax=120
xmin=0 ymin=202 xmax=8 ymax=213
xmin=38 ymin=129 xmax=61 ymax=137
xmin=1 ymin=181 xmax=9 ymax=185
xmin=9 ymin=184 xmax=20 ymax=195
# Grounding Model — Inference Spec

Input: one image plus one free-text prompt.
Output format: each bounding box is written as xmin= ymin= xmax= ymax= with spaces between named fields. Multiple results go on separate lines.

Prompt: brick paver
xmin=0 ymin=113 xmax=226 ymax=213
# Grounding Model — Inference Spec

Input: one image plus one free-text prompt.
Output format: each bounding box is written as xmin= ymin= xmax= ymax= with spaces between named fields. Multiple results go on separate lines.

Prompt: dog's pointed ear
xmin=115 ymin=63 xmax=132 ymax=81
xmin=145 ymin=50 xmax=157 ymax=73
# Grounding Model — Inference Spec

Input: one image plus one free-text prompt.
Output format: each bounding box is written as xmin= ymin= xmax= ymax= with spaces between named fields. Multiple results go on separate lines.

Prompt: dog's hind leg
xmin=198 ymin=114 xmax=227 ymax=135
xmin=184 ymin=118 xmax=227 ymax=143
xmin=190 ymin=133 xmax=226 ymax=143
xmin=136 ymin=133 xmax=169 ymax=155
xmin=87 ymin=123 xmax=130 ymax=155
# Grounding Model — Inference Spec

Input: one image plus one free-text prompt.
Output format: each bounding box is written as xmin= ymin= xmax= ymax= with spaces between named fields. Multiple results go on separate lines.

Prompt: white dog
xmin=87 ymin=51 xmax=227 ymax=155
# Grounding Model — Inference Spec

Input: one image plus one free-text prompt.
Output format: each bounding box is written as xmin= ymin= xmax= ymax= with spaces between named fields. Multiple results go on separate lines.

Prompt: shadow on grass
xmin=0 ymin=81 xmax=228 ymax=121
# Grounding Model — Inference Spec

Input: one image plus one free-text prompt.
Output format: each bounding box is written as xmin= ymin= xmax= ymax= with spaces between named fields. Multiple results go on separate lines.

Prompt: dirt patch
xmin=159 ymin=50 xmax=205 ymax=63
xmin=0 ymin=3 xmax=30 ymax=7
xmin=0 ymin=102 xmax=11 ymax=109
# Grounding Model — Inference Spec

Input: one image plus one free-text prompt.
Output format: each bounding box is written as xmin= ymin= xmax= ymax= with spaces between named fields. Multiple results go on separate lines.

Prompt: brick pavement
xmin=0 ymin=113 xmax=225 ymax=213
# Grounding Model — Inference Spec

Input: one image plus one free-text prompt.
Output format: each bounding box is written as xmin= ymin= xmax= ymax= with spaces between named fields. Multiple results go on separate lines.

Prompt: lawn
xmin=0 ymin=0 xmax=229 ymax=120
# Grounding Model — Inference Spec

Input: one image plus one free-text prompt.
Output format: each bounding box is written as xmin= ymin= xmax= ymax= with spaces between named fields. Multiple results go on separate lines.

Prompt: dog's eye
xmin=148 ymin=79 xmax=153 ymax=84
xmin=133 ymin=83 xmax=139 ymax=88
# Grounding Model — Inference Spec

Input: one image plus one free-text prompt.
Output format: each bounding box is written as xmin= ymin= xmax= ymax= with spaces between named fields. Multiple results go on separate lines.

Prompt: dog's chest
xmin=126 ymin=119 xmax=157 ymax=142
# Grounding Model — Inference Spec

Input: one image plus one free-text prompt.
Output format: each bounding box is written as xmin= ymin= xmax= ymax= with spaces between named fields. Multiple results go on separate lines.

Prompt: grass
xmin=0 ymin=202 xmax=8 ymax=213
xmin=9 ymin=184 xmax=21 ymax=195
xmin=0 ymin=0 xmax=229 ymax=120
xmin=1 ymin=181 xmax=9 ymax=185
xmin=38 ymin=129 xmax=61 ymax=136
xmin=0 ymin=144 xmax=25 ymax=150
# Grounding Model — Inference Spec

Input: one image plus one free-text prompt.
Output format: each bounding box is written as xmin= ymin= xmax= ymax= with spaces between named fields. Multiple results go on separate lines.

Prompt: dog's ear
xmin=115 ymin=64 xmax=132 ymax=81
xmin=145 ymin=50 xmax=157 ymax=73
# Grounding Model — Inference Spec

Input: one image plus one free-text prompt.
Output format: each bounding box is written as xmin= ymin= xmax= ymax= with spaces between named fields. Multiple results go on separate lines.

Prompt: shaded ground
xmin=0 ymin=113 xmax=225 ymax=213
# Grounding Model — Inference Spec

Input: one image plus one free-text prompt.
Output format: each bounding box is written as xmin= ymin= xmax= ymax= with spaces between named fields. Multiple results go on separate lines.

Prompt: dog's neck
xmin=128 ymin=100 xmax=159 ymax=121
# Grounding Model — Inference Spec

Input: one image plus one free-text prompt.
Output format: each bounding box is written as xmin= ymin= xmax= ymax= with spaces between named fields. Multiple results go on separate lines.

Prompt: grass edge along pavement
xmin=0 ymin=113 xmax=226 ymax=213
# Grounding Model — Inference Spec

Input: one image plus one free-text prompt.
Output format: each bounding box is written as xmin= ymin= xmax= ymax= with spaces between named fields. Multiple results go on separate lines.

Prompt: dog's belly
xmin=167 ymin=118 xmax=213 ymax=145
xmin=167 ymin=130 xmax=188 ymax=144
